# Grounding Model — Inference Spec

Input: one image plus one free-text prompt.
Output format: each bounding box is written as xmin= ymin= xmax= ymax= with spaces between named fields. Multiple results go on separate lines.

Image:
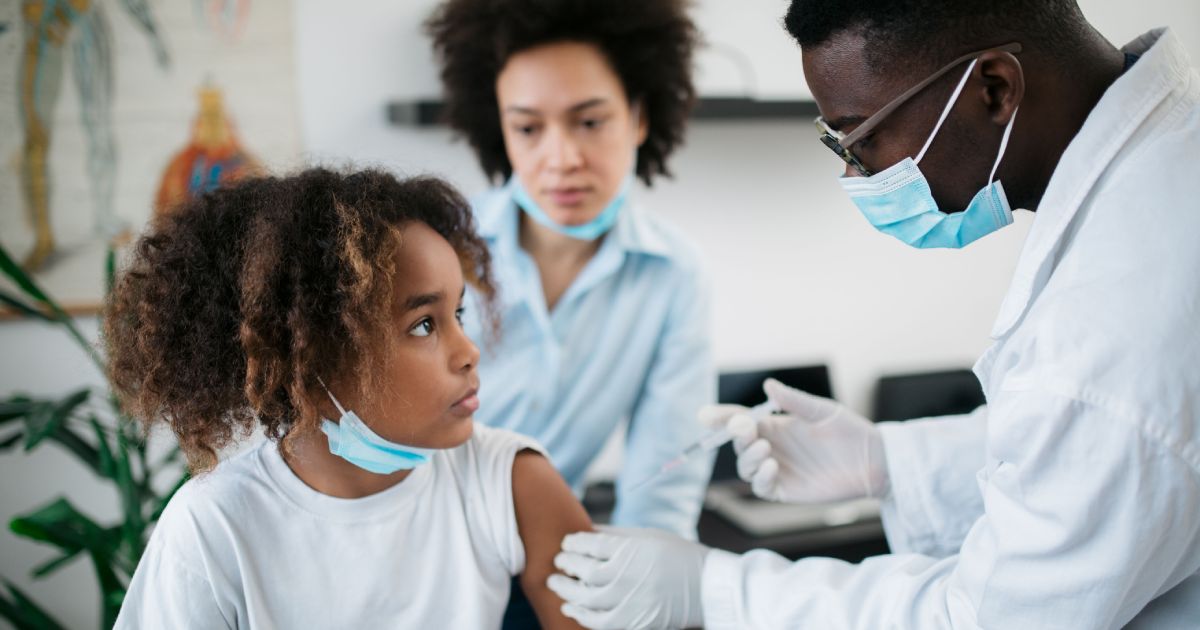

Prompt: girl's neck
xmin=281 ymin=428 xmax=412 ymax=499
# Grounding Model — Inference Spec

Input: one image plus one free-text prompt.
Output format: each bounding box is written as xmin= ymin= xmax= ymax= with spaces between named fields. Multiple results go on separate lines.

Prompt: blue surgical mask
xmin=508 ymin=170 xmax=634 ymax=242
xmin=838 ymin=59 xmax=1017 ymax=249
xmin=317 ymin=380 xmax=433 ymax=475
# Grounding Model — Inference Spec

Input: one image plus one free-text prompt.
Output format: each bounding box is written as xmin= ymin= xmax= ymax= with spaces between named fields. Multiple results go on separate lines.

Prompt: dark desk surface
xmin=698 ymin=507 xmax=889 ymax=563
xmin=584 ymin=482 xmax=890 ymax=564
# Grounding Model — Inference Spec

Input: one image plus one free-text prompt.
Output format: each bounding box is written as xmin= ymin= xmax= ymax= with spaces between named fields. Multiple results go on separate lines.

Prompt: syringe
xmin=627 ymin=399 xmax=780 ymax=493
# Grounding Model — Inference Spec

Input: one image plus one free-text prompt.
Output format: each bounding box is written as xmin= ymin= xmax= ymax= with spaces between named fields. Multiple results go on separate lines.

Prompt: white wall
xmin=2 ymin=1 xmax=1197 ymax=627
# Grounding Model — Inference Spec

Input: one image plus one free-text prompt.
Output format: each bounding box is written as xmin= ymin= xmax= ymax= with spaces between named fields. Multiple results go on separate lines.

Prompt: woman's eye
xmin=581 ymin=118 xmax=604 ymax=130
xmin=410 ymin=318 xmax=434 ymax=337
xmin=515 ymin=124 xmax=539 ymax=136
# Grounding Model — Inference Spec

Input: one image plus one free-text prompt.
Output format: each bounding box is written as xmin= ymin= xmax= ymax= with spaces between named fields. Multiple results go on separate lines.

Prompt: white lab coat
xmin=701 ymin=29 xmax=1200 ymax=629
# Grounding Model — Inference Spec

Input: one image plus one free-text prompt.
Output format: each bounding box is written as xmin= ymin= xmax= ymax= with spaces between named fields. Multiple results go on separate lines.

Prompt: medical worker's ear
xmin=973 ymin=49 xmax=1025 ymax=128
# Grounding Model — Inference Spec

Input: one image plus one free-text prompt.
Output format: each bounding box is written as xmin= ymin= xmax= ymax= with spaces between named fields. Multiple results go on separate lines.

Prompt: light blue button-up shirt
xmin=462 ymin=188 xmax=716 ymax=537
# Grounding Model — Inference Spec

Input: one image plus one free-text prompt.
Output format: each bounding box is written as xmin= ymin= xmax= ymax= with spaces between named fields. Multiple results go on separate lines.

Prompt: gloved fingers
xmin=736 ymin=438 xmax=770 ymax=482
xmin=697 ymin=403 xmax=747 ymax=429
xmin=554 ymin=551 xmax=608 ymax=582
xmin=547 ymin=574 xmax=624 ymax=611
xmin=727 ymin=413 xmax=759 ymax=451
xmin=561 ymin=531 xmax=620 ymax=561
xmin=561 ymin=603 xmax=620 ymax=630
xmin=595 ymin=524 xmax=675 ymax=541
xmin=763 ymin=378 xmax=836 ymax=421
xmin=751 ymin=456 xmax=780 ymax=500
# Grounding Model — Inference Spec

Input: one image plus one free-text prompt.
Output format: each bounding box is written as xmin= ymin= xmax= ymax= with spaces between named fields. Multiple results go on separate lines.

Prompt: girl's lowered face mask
xmin=317 ymin=379 xmax=434 ymax=475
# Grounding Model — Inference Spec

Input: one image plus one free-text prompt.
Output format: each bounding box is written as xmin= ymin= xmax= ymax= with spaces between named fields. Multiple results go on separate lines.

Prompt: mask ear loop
xmin=987 ymin=106 xmax=1019 ymax=184
xmin=915 ymin=59 xmax=979 ymax=165
xmin=316 ymin=377 xmax=348 ymax=417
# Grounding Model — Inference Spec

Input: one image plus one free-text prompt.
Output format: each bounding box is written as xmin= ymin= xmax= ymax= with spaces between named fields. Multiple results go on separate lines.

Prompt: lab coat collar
xmin=988 ymin=28 xmax=1189 ymax=339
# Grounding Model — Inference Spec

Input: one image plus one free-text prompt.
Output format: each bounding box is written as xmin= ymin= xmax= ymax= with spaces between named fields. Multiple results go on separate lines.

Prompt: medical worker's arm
xmin=876 ymin=405 xmax=988 ymax=556
xmin=513 ymin=450 xmax=591 ymax=630
xmin=702 ymin=388 xmax=1200 ymax=629
xmin=612 ymin=265 xmax=715 ymax=537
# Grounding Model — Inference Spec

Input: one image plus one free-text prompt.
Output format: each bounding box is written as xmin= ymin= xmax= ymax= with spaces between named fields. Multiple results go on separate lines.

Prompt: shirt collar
xmin=989 ymin=28 xmax=1191 ymax=339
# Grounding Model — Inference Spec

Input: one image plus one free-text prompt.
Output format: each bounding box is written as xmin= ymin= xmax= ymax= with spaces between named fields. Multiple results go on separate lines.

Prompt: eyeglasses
xmin=815 ymin=42 xmax=1022 ymax=177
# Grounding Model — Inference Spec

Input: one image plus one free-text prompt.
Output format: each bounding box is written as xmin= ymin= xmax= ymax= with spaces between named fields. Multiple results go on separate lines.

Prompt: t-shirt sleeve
xmin=114 ymin=526 xmax=233 ymax=629
xmin=462 ymin=425 xmax=548 ymax=577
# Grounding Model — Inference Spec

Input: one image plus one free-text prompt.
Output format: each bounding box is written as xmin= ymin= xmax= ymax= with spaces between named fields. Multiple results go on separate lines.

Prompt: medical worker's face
xmin=803 ymin=31 xmax=1024 ymax=212
xmin=331 ymin=222 xmax=480 ymax=449
xmin=496 ymin=41 xmax=648 ymax=226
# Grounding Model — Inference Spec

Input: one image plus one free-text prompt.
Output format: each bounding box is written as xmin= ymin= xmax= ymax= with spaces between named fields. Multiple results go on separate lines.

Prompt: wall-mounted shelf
xmin=386 ymin=97 xmax=819 ymax=127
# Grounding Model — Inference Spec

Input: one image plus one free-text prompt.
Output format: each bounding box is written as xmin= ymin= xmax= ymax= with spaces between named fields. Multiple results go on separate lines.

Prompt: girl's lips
xmin=452 ymin=390 xmax=480 ymax=413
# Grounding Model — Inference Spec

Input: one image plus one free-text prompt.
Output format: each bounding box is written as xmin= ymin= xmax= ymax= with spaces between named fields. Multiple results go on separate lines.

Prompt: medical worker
xmin=547 ymin=1 xmax=1200 ymax=628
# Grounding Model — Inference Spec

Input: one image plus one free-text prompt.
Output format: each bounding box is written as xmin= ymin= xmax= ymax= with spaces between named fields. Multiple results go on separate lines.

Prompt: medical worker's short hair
xmin=783 ymin=0 xmax=1092 ymax=73
xmin=425 ymin=0 xmax=699 ymax=186
xmin=104 ymin=168 xmax=496 ymax=472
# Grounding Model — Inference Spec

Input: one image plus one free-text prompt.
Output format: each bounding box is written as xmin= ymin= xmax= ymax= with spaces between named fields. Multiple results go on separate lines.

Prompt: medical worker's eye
xmin=410 ymin=317 xmax=434 ymax=337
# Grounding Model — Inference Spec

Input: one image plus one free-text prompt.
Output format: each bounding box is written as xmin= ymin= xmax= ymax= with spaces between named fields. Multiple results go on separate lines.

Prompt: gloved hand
xmin=699 ymin=378 xmax=888 ymax=503
xmin=546 ymin=526 xmax=708 ymax=630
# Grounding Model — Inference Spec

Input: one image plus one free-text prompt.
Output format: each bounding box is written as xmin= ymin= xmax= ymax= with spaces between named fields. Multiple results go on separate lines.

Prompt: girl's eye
xmin=455 ymin=307 xmax=465 ymax=325
xmin=411 ymin=318 xmax=434 ymax=337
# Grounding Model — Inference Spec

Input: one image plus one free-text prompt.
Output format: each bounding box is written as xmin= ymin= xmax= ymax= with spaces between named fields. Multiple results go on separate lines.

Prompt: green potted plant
xmin=0 ymin=243 xmax=187 ymax=629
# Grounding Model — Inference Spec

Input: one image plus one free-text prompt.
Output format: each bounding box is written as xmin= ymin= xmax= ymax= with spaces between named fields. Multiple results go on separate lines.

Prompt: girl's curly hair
xmin=425 ymin=0 xmax=700 ymax=186
xmin=104 ymin=168 xmax=495 ymax=472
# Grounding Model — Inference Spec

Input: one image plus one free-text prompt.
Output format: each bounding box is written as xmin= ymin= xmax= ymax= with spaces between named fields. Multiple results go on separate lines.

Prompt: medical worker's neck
xmin=282 ymin=430 xmax=412 ymax=499
xmin=519 ymin=214 xmax=602 ymax=310
xmin=1017 ymin=32 xmax=1126 ymax=211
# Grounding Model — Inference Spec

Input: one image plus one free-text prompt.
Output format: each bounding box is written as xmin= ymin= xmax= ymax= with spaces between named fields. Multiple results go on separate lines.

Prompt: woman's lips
xmin=547 ymin=187 xmax=590 ymax=207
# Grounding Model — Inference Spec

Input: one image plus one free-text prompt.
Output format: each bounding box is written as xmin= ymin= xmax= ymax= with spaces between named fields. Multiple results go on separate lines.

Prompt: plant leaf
xmin=0 ymin=395 xmax=35 ymax=424
xmin=0 ymin=243 xmax=51 ymax=305
xmin=0 ymin=432 xmax=23 ymax=450
xmin=30 ymin=549 xmax=82 ymax=578
xmin=89 ymin=416 xmax=117 ymax=479
xmin=0 ymin=580 xmax=67 ymax=630
xmin=0 ymin=290 xmax=53 ymax=322
xmin=46 ymin=425 xmax=102 ymax=478
xmin=22 ymin=389 xmax=89 ymax=450
xmin=114 ymin=428 xmax=146 ymax=559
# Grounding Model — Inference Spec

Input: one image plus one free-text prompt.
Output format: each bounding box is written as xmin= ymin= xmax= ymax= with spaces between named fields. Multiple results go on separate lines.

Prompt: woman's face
xmin=496 ymin=40 xmax=648 ymax=226
xmin=330 ymin=222 xmax=481 ymax=450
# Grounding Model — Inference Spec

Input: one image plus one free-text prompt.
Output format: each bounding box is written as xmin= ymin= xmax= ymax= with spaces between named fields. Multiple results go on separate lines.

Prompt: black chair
xmin=873 ymin=369 xmax=985 ymax=422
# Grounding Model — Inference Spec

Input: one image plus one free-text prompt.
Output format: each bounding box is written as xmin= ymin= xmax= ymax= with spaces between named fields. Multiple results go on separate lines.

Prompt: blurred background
xmin=1 ymin=1 xmax=1197 ymax=627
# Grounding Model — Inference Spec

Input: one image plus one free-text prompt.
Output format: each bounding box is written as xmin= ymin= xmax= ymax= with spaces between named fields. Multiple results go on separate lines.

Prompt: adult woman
xmin=427 ymin=0 xmax=713 ymax=539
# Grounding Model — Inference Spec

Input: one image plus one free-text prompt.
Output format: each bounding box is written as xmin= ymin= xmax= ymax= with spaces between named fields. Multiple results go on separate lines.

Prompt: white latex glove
xmin=699 ymin=378 xmax=888 ymax=503
xmin=546 ymin=526 xmax=707 ymax=630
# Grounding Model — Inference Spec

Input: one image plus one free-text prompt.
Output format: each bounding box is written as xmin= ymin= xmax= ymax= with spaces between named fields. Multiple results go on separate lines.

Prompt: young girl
xmin=105 ymin=168 xmax=590 ymax=629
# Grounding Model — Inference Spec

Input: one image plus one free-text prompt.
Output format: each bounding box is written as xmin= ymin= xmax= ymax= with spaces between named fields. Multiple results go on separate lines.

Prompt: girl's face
xmin=496 ymin=40 xmax=648 ymax=226
xmin=332 ymin=222 xmax=481 ymax=449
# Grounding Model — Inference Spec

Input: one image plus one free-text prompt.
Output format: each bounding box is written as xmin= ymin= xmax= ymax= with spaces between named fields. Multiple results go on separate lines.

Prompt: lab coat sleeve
xmin=702 ymin=387 xmax=1200 ymax=629
xmin=876 ymin=406 xmax=988 ymax=557
xmin=611 ymin=264 xmax=716 ymax=539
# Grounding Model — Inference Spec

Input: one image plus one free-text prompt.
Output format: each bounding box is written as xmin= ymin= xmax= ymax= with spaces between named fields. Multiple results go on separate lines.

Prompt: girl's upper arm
xmin=512 ymin=449 xmax=593 ymax=630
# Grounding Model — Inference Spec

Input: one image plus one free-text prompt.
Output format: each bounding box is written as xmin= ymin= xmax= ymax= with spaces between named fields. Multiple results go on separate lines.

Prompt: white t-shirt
xmin=115 ymin=425 xmax=544 ymax=629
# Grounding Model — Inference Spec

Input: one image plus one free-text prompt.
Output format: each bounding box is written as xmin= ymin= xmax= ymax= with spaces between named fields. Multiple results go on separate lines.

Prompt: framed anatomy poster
xmin=0 ymin=0 xmax=301 ymax=315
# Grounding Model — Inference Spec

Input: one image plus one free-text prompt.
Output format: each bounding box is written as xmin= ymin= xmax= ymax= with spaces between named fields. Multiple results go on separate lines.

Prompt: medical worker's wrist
xmin=699 ymin=548 xmax=741 ymax=630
